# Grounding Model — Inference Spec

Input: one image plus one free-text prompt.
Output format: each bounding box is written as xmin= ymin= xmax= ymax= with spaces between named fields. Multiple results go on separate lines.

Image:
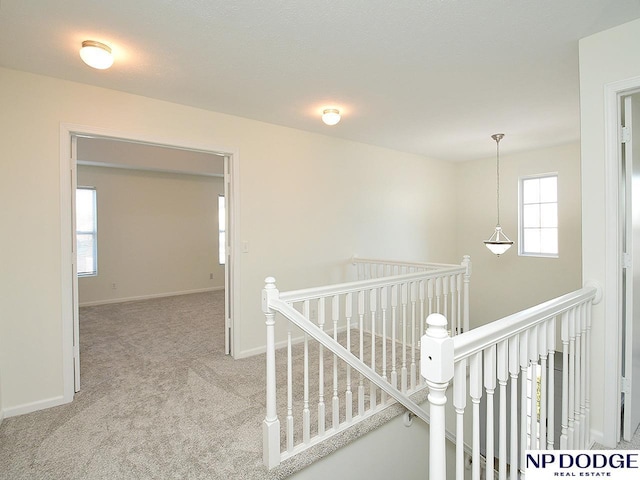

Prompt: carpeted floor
xmin=0 ymin=291 xmax=428 ymax=480
xmin=0 ymin=291 xmax=275 ymax=480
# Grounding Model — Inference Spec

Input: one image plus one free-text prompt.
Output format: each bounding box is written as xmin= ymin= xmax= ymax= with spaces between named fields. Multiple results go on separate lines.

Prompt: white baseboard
xmin=3 ymin=395 xmax=69 ymax=419
xmin=79 ymin=286 xmax=224 ymax=307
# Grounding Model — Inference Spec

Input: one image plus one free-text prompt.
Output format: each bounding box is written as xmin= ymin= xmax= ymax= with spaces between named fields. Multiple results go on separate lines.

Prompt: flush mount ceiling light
xmin=484 ymin=133 xmax=514 ymax=256
xmin=79 ymin=40 xmax=114 ymax=70
xmin=322 ymin=108 xmax=341 ymax=126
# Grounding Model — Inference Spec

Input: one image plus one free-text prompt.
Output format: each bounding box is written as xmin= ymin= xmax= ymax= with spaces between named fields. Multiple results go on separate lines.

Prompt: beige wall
xmin=77 ymin=166 xmax=224 ymax=305
xmin=0 ymin=67 xmax=458 ymax=414
xmin=579 ymin=17 xmax=640 ymax=446
xmin=456 ymin=142 xmax=582 ymax=327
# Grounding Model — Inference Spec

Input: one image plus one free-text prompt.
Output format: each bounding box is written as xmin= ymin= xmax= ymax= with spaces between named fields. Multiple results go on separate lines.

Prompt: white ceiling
xmin=2 ymin=0 xmax=640 ymax=161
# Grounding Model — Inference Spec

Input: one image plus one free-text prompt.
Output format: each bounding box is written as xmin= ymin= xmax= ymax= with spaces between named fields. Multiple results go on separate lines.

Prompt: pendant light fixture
xmin=484 ymin=133 xmax=514 ymax=256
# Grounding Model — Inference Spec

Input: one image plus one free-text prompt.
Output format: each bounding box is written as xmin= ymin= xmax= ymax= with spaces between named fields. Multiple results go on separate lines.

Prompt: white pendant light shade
xmin=484 ymin=226 xmax=514 ymax=256
xmin=484 ymin=133 xmax=514 ymax=256
xmin=322 ymin=108 xmax=341 ymax=126
xmin=80 ymin=40 xmax=114 ymax=70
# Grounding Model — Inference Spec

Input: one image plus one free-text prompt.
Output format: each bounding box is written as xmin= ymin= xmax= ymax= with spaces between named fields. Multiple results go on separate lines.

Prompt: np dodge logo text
xmin=527 ymin=453 xmax=640 ymax=469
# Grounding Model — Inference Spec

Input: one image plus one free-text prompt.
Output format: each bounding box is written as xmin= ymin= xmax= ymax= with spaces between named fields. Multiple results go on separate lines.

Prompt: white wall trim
xmin=79 ymin=287 xmax=224 ymax=307
xmin=3 ymin=395 xmax=68 ymax=419
xmin=602 ymin=75 xmax=640 ymax=446
xmin=60 ymin=122 xmax=241 ymax=404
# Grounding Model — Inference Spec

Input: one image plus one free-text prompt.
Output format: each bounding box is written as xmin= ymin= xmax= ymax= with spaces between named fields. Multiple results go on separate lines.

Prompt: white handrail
xmin=352 ymin=255 xmax=458 ymax=270
xmin=452 ymin=286 xmax=597 ymax=361
xmin=279 ymin=265 xmax=465 ymax=303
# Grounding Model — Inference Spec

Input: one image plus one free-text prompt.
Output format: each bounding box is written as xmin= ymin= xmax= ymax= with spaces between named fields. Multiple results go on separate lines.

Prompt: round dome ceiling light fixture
xmin=322 ymin=108 xmax=341 ymax=126
xmin=80 ymin=40 xmax=114 ymax=70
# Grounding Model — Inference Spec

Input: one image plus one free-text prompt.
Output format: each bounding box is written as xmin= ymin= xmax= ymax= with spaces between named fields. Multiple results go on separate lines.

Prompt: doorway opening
xmin=60 ymin=124 xmax=239 ymax=399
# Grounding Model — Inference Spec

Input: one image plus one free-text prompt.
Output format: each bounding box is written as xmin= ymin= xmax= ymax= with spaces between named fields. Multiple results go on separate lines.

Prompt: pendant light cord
xmin=496 ymin=137 xmax=500 ymax=226
xmin=491 ymin=133 xmax=504 ymax=228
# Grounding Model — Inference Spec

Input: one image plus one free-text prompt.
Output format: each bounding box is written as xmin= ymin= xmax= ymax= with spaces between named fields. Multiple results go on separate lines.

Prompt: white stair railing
xmin=262 ymin=257 xmax=471 ymax=469
xmin=422 ymin=284 xmax=601 ymax=480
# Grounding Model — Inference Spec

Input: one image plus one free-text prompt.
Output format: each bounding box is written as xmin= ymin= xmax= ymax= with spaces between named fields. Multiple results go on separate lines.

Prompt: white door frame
xmin=602 ymin=76 xmax=640 ymax=445
xmin=60 ymin=123 xmax=241 ymax=401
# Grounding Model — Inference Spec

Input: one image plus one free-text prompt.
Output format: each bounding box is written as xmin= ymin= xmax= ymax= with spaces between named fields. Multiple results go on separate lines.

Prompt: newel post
xmin=422 ymin=313 xmax=454 ymax=480
xmin=461 ymin=255 xmax=471 ymax=333
xmin=262 ymin=277 xmax=281 ymax=469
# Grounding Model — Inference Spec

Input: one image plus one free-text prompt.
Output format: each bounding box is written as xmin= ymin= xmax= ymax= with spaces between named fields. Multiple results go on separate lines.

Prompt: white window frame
xmin=76 ymin=186 xmax=98 ymax=276
xmin=519 ymin=173 xmax=559 ymax=258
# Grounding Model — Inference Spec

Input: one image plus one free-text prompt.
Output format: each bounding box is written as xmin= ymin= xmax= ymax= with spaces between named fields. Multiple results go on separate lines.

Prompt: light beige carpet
xmin=0 ymin=291 xmax=424 ymax=480
xmin=0 ymin=292 xmax=275 ymax=480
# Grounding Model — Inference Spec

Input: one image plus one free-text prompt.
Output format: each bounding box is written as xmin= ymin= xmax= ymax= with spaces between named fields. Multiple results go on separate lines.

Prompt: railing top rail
xmin=351 ymin=256 xmax=460 ymax=270
xmin=267 ymin=297 xmax=431 ymax=424
xmin=452 ymin=286 xmax=597 ymax=362
xmin=279 ymin=265 xmax=466 ymax=303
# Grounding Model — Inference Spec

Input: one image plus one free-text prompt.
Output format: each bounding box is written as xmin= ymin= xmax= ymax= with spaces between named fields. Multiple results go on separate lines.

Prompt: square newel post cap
xmin=421 ymin=313 xmax=454 ymax=384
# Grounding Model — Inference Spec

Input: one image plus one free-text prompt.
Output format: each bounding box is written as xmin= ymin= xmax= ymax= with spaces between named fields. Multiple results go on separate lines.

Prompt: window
xmin=218 ymin=195 xmax=226 ymax=265
xmin=76 ymin=187 xmax=97 ymax=276
xmin=519 ymin=174 xmax=558 ymax=257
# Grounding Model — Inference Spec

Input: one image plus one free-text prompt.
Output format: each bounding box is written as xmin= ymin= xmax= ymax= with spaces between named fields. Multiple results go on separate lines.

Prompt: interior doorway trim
xmin=59 ymin=123 xmax=241 ymax=402
xmin=603 ymin=75 xmax=640 ymax=446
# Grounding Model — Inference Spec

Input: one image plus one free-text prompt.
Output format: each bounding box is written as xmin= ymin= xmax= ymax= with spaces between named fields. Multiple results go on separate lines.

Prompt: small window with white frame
xmin=519 ymin=174 xmax=558 ymax=257
xmin=76 ymin=186 xmax=98 ymax=276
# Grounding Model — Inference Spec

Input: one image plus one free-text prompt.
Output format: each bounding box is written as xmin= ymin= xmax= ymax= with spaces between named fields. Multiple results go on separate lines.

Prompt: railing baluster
xmin=456 ymin=274 xmax=462 ymax=335
xmin=586 ymin=301 xmax=593 ymax=445
xmin=302 ymin=301 xmax=311 ymax=443
xmin=418 ymin=280 xmax=425 ymax=388
xmin=410 ymin=281 xmax=417 ymax=390
xmin=442 ymin=274 xmax=449 ymax=320
xmin=509 ymin=335 xmax=519 ymax=480
xmin=391 ymin=284 xmax=398 ymax=390
xmin=332 ymin=295 xmax=340 ymax=430
xmin=560 ymin=311 xmax=569 ymax=449
xmin=381 ymin=286 xmax=388 ymax=403
xmin=401 ymin=283 xmax=408 ymax=393
xmin=539 ymin=322 xmax=548 ymax=451
xmin=497 ymin=340 xmax=508 ymax=480
xmin=470 ymin=351 xmax=483 ymax=480
xmin=574 ymin=305 xmax=582 ymax=447
xmin=567 ymin=307 xmax=576 ymax=448
xmin=436 ymin=276 xmax=442 ymax=314
xmin=579 ymin=303 xmax=587 ymax=448
xmin=358 ymin=290 xmax=365 ymax=416
xmin=318 ymin=298 xmax=326 ymax=436
xmin=345 ymin=293 xmax=353 ymax=423
xmin=449 ymin=275 xmax=457 ymax=335
xmin=528 ymin=326 xmax=539 ymax=450
xmin=428 ymin=278 xmax=434 ymax=315
xmin=547 ymin=315 xmax=556 ymax=450
xmin=519 ymin=330 xmax=529 ymax=478
xmin=462 ymin=255 xmax=471 ymax=333
xmin=286 ymin=323 xmax=294 ymax=452
xmin=370 ymin=287 xmax=377 ymax=410
xmin=454 ymin=359 xmax=467 ymax=480
xmin=484 ymin=344 xmax=496 ymax=480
